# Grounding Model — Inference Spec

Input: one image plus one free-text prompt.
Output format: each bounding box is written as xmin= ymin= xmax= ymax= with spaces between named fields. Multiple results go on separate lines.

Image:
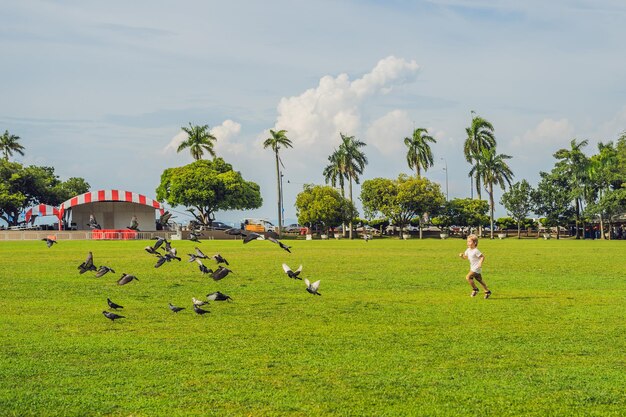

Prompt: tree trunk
xmin=575 ymin=198 xmax=580 ymax=239
xmin=275 ymin=151 xmax=282 ymax=237
xmin=348 ymin=176 xmax=353 ymax=240
xmin=489 ymin=183 xmax=494 ymax=239
xmin=599 ymin=216 xmax=605 ymax=240
xmin=517 ymin=222 xmax=521 ymax=239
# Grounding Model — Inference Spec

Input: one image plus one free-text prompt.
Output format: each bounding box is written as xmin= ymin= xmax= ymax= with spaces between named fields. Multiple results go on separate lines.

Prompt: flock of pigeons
xmin=42 ymin=227 xmax=322 ymax=322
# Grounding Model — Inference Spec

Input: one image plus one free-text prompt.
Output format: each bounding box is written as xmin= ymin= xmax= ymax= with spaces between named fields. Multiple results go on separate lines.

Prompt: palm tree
xmin=263 ymin=129 xmax=293 ymax=236
xmin=0 ymin=130 xmax=25 ymax=160
xmin=554 ymin=139 xmax=589 ymax=239
xmin=338 ymin=133 xmax=367 ymax=239
xmin=470 ymin=147 xmax=514 ymax=239
xmin=177 ymin=123 xmax=217 ymax=160
xmin=404 ymin=128 xmax=436 ymax=177
xmin=464 ymin=113 xmax=496 ymax=199
xmin=323 ymin=148 xmax=346 ymax=197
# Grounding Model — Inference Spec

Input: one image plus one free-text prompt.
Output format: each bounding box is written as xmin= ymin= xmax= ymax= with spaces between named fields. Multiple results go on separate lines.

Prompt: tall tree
xmin=501 ymin=180 xmax=534 ymax=239
xmin=177 ymin=123 xmax=217 ymax=161
xmin=0 ymin=130 xmax=25 ymax=161
xmin=532 ymin=171 xmax=575 ymax=239
xmin=337 ymin=133 xmax=367 ymax=239
xmin=323 ymin=148 xmax=346 ymax=197
xmin=263 ymin=129 xmax=292 ymax=236
xmin=295 ymin=185 xmax=356 ymax=235
xmin=464 ymin=113 xmax=496 ymax=199
xmin=469 ymin=147 xmax=514 ymax=239
xmin=404 ymin=128 xmax=436 ymax=177
xmin=553 ymin=139 xmax=589 ymax=238
xmin=156 ymin=158 xmax=262 ymax=226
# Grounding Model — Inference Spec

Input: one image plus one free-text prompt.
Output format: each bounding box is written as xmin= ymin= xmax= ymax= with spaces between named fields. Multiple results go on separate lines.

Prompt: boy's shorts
xmin=467 ymin=271 xmax=483 ymax=279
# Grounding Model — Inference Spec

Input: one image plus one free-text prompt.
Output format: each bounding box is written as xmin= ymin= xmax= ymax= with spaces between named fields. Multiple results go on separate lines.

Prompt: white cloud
xmin=162 ymin=131 xmax=188 ymax=154
xmin=273 ymin=56 xmax=420 ymax=155
xmin=509 ymin=118 xmax=575 ymax=156
xmin=366 ymin=110 xmax=413 ymax=156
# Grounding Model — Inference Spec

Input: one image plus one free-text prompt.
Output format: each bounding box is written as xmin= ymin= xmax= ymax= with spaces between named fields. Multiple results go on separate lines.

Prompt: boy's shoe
xmin=484 ymin=291 xmax=492 ymax=299
xmin=471 ymin=288 xmax=479 ymax=297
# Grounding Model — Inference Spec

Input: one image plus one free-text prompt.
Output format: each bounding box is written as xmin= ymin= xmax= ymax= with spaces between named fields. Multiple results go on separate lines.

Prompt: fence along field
xmin=0 ymin=238 xmax=624 ymax=416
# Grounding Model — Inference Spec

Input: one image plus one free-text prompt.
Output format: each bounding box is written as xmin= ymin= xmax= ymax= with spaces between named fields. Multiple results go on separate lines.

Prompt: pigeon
xmin=211 ymin=266 xmax=233 ymax=281
xmin=95 ymin=265 xmax=115 ymax=278
xmin=188 ymin=231 xmax=200 ymax=242
xmin=152 ymin=236 xmax=168 ymax=250
xmin=187 ymin=247 xmax=208 ymax=262
xmin=164 ymin=241 xmax=177 ymax=257
xmin=78 ymin=252 xmax=97 ymax=274
xmin=268 ymin=236 xmax=292 ymax=253
xmin=363 ymin=234 xmax=372 ymax=242
xmin=224 ymin=227 xmax=244 ymax=235
xmin=102 ymin=311 xmax=125 ymax=321
xmin=211 ymin=253 xmax=229 ymax=265
xmin=242 ymin=232 xmax=263 ymax=244
xmin=282 ymin=263 xmax=303 ymax=280
xmin=197 ymin=261 xmax=213 ymax=275
xmin=117 ymin=273 xmax=138 ymax=285
xmin=154 ymin=253 xmax=181 ymax=268
xmin=41 ymin=237 xmax=57 ymax=248
xmin=145 ymin=246 xmax=161 ymax=255
xmin=107 ymin=298 xmax=124 ymax=310
xmin=193 ymin=304 xmax=210 ymax=315
xmin=206 ymin=291 xmax=233 ymax=302
xmin=192 ymin=297 xmax=208 ymax=307
xmin=168 ymin=303 xmax=185 ymax=313
xmin=305 ymin=278 xmax=322 ymax=296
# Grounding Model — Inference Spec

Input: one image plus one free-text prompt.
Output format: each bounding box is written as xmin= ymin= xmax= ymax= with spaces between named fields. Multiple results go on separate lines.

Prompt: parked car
xmin=209 ymin=221 xmax=230 ymax=230
xmin=285 ymin=223 xmax=307 ymax=233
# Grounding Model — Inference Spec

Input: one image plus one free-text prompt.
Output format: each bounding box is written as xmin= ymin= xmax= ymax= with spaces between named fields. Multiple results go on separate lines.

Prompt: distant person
xmin=129 ymin=215 xmax=139 ymax=230
xmin=87 ymin=214 xmax=101 ymax=230
xmin=459 ymin=234 xmax=492 ymax=299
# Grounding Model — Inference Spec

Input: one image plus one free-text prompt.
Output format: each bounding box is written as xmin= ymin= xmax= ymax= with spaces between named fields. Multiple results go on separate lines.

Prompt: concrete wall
xmin=71 ymin=202 xmax=158 ymax=231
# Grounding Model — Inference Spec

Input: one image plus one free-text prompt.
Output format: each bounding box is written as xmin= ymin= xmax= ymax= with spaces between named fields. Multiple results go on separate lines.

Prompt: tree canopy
xmin=0 ymin=159 xmax=90 ymax=226
xmin=501 ymin=180 xmax=534 ymax=238
xmin=156 ymin=158 xmax=262 ymax=225
xmin=177 ymin=123 xmax=217 ymax=160
xmin=360 ymin=174 xmax=444 ymax=237
xmin=295 ymin=185 xmax=356 ymax=233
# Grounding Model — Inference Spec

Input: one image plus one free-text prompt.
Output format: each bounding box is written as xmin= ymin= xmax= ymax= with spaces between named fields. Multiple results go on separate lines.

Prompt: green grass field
xmin=0 ymin=237 xmax=624 ymax=416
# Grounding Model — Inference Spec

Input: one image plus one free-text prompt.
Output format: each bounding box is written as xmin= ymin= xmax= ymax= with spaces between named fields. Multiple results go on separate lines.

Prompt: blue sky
xmin=2 ymin=1 xmax=625 ymax=226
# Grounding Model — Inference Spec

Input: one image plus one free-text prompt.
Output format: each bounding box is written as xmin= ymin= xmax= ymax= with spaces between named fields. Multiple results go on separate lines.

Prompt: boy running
xmin=459 ymin=234 xmax=492 ymax=299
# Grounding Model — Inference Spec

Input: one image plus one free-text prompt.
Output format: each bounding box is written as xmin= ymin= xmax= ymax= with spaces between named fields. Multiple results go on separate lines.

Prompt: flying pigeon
xmin=154 ymin=253 xmax=181 ymax=268
xmin=268 ymin=236 xmax=292 ymax=253
xmin=78 ymin=252 xmax=97 ymax=274
xmin=145 ymin=246 xmax=161 ymax=255
xmin=211 ymin=253 xmax=229 ymax=265
xmin=192 ymin=297 xmax=208 ymax=307
xmin=211 ymin=266 xmax=233 ymax=281
xmin=152 ymin=236 xmax=168 ymax=250
xmin=198 ymin=261 xmax=213 ymax=275
xmin=117 ymin=273 xmax=139 ymax=285
xmin=168 ymin=303 xmax=185 ymax=313
xmin=95 ymin=265 xmax=115 ymax=278
xmin=41 ymin=237 xmax=57 ymax=248
xmin=193 ymin=304 xmax=210 ymax=315
xmin=282 ymin=263 xmax=303 ymax=279
xmin=305 ymin=278 xmax=322 ymax=296
xmin=206 ymin=291 xmax=233 ymax=302
xmin=107 ymin=298 xmax=124 ymax=310
xmin=102 ymin=311 xmax=125 ymax=321
xmin=188 ymin=231 xmax=201 ymax=242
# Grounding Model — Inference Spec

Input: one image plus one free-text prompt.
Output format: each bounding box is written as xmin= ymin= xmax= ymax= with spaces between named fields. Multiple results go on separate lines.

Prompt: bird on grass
xmin=169 ymin=303 xmax=185 ymax=313
xmin=95 ymin=265 xmax=115 ymax=278
xmin=102 ymin=311 xmax=125 ymax=321
xmin=211 ymin=266 xmax=233 ymax=281
xmin=192 ymin=297 xmax=208 ymax=307
xmin=117 ymin=273 xmax=139 ymax=285
xmin=211 ymin=253 xmax=229 ymax=265
xmin=305 ymin=278 xmax=322 ymax=296
xmin=193 ymin=304 xmax=210 ymax=315
xmin=41 ymin=237 xmax=57 ymax=248
xmin=78 ymin=252 xmax=97 ymax=274
xmin=282 ymin=263 xmax=303 ymax=280
xmin=107 ymin=298 xmax=123 ymax=310
xmin=206 ymin=291 xmax=233 ymax=302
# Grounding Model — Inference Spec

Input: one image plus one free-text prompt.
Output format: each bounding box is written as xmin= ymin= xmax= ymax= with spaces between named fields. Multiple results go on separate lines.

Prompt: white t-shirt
xmin=464 ymin=247 xmax=483 ymax=273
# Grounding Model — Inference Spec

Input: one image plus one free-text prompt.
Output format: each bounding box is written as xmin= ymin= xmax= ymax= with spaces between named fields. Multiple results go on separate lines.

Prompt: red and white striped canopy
xmin=25 ymin=204 xmax=61 ymax=222
xmin=59 ymin=190 xmax=165 ymax=214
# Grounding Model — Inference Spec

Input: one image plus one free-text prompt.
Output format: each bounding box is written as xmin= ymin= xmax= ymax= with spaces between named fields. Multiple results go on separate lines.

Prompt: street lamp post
xmin=440 ymin=157 xmax=448 ymax=201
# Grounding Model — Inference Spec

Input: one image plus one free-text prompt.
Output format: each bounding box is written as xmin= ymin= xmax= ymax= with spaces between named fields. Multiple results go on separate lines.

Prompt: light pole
xmin=279 ymin=172 xmax=284 ymax=232
xmin=440 ymin=157 xmax=448 ymax=201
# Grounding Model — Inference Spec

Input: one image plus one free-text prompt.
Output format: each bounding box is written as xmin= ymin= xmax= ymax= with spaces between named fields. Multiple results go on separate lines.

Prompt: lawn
xmin=0 ymin=237 xmax=624 ymax=416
